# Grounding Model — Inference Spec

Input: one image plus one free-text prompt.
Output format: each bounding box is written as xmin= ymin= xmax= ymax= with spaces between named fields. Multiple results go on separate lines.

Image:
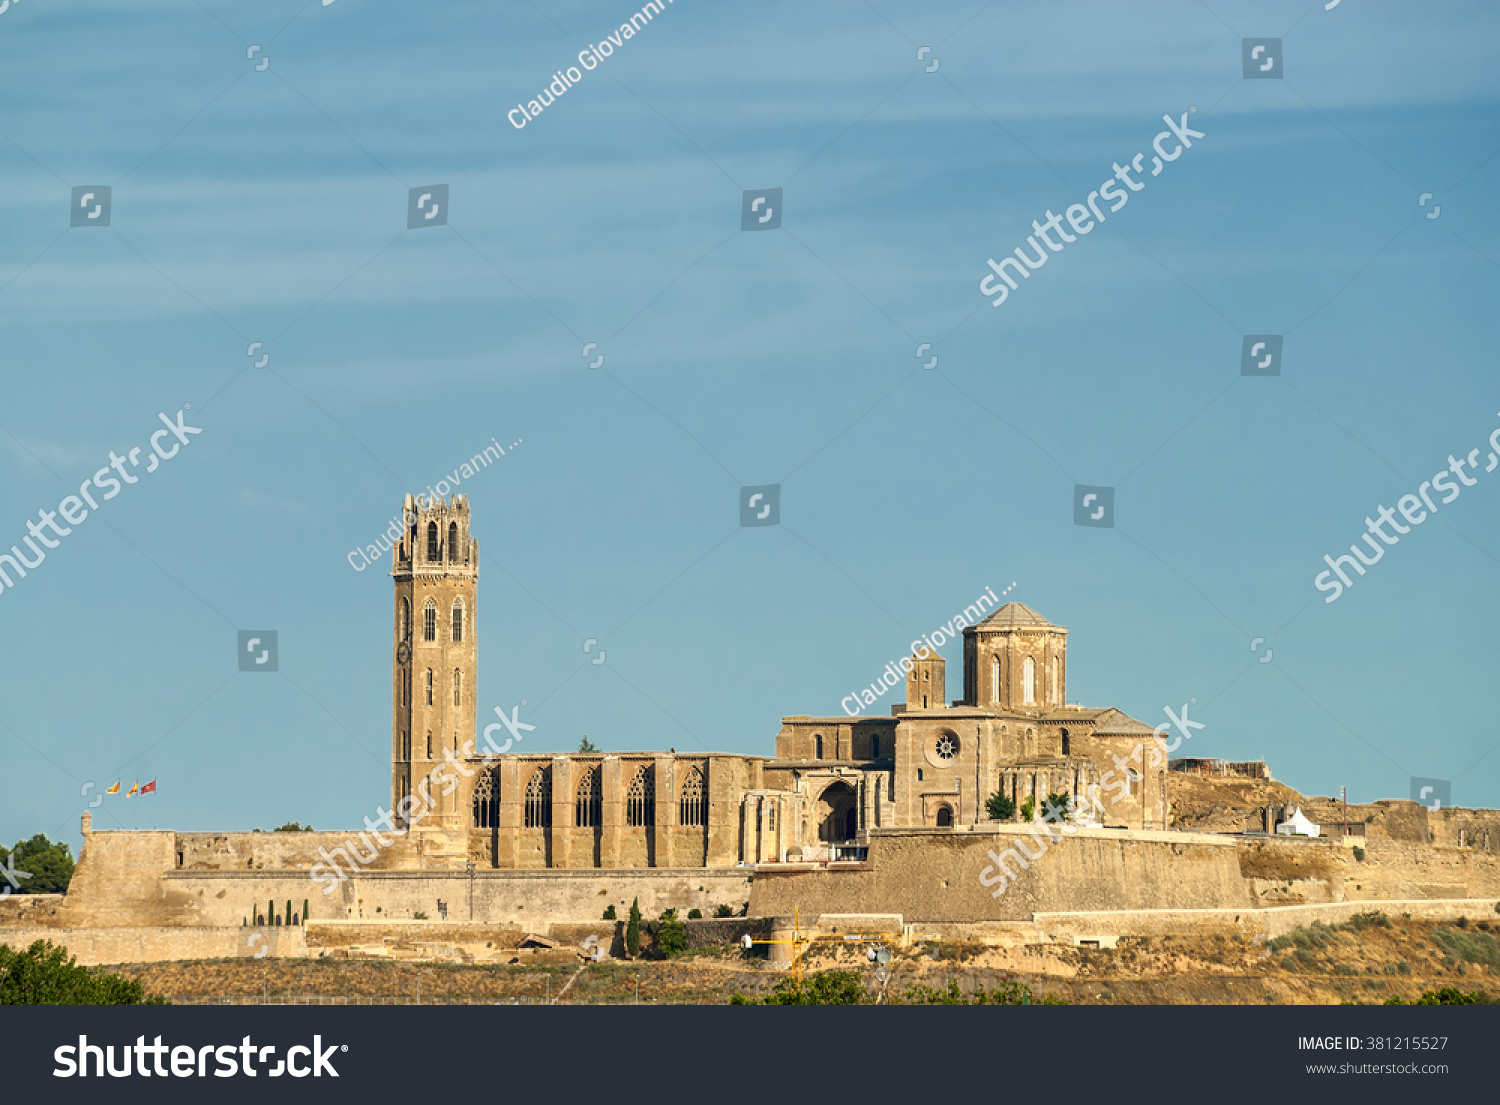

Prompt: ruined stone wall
xmin=1237 ymin=833 xmax=1500 ymax=903
xmin=748 ymin=827 xmax=1250 ymax=923
xmin=0 ymin=926 xmax=302 ymax=966
xmin=176 ymin=831 xmax=423 ymax=871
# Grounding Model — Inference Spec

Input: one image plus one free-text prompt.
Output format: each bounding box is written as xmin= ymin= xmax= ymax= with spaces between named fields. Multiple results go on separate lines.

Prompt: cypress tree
xmin=626 ymin=897 xmax=642 ymax=957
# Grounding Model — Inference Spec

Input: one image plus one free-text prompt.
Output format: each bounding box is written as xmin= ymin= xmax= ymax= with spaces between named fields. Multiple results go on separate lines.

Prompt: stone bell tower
xmin=392 ymin=493 xmax=478 ymax=833
xmin=963 ymin=602 xmax=1067 ymax=714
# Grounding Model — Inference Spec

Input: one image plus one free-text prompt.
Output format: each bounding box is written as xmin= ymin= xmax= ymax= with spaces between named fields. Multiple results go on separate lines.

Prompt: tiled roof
xmin=1091 ymin=707 xmax=1158 ymax=736
xmin=977 ymin=602 xmax=1057 ymax=629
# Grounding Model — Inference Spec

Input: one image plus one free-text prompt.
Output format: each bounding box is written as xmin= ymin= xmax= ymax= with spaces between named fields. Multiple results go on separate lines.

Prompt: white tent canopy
xmin=1275 ymin=806 xmax=1320 ymax=837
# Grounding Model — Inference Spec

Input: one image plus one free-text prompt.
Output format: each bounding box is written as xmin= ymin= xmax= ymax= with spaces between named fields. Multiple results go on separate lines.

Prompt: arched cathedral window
xmin=423 ymin=600 xmax=436 ymax=642
xmin=448 ymin=522 xmax=459 ymax=562
xmin=427 ymin=522 xmax=439 ymax=562
xmin=679 ymin=767 xmax=705 ymax=827
xmin=524 ymin=767 xmax=552 ymax=828
xmin=575 ymin=766 xmax=601 ymax=828
xmin=451 ymin=599 xmax=464 ymax=642
xmin=473 ymin=769 xmax=499 ymax=829
xmin=626 ymin=765 xmax=655 ymax=827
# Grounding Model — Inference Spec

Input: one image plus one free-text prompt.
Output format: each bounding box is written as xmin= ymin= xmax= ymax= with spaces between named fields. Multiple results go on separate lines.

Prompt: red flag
xmin=140 ymin=780 xmax=156 ymax=795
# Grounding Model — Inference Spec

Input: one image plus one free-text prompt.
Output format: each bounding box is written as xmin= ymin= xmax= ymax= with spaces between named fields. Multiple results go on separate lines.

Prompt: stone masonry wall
xmin=748 ymin=827 xmax=1250 ymax=923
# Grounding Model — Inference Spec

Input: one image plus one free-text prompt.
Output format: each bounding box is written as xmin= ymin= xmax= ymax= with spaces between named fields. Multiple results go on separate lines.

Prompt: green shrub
xmin=714 ymin=904 xmax=734 ymax=918
xmin=655 ymin=909 xmax=688 ymax=959
xmin=0 ymin=941 xmax=166 ymax=1004
xmin=1019 ymin=796 xmax=1036 ymax=822
xmin=985 ymin=792 xmax=1016 ymax=820
xmin=1042 ymin=793 xmax=1072 ymax=822
xmin=687 ymin=908 xmax=703 ymax=920
xmin=1385 ymin=987 xmax=1498 ymax=1005
xmin=602 ymin=905 xmax=616 ymax=921
xmin=413 ymin=911 xmax=428 ymax=920
xmin=1352 ymin=847 xmax=1365 ymax=861
xmin=1430 ymin=927 xmax=1500 ymax=969
xmin=731 ymin=970 xmax=867 ymax=1005
xmin=893 ymin=979 xmax=1067 ymax=1005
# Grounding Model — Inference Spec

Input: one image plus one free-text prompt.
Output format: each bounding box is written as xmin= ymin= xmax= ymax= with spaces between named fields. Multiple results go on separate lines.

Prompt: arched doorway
xmin=935 ymin=804 xmax=954 ymax=828
xmin=817 ymin=782 xmax=857 ymax=843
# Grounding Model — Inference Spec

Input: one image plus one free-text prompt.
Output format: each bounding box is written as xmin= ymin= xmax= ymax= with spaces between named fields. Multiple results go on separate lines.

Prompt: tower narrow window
xmin=679 ymin=767 xmax=705 ymax=827
xmin=427 ymin=522 xmax=439 ymax=562
xmin=1023 ymin=656 xmax=1035 ymax=704
xmin=626 ymin=766 xmax=655 ymax=827
xmin=425 ymin=668 xmax=433 ymax=705
xmin=448 ymin=522 xmax=458 ymax=563
xmin=425 ymin=730 xmax=432 ymax=757
xmin=575 ymin=766 xmax=602 ymax=828
xmin=423 ymin=600 xmax=436 ymax=641
xmin=400 ymin=598 xmax=409 ymax=642
xmin=1048 ymin=657 xmax=1057 ymax=704
xmin=991 ymin=656 xmax=1000 ymax=700
xmin=814 ymin=734 xmax=823 ymax=760
xmin=873 ymin=735 xmax=881 ymax=759
xmin=451 ymin=600 xmax=463 ymax=642
xmin=453 ymin=668 xmax=462 ymax=707
xmin=524 ymin=767 xmax=552 ymax=828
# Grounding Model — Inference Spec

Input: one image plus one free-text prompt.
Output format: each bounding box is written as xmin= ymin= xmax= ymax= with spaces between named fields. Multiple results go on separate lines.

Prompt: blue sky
xmin=1 ymin=0 xmax=1497 ymax=846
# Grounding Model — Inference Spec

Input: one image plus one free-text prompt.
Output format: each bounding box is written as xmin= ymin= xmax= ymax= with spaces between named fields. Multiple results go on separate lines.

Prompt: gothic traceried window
xmin=525 ymin=767 xmax=552 ymax=828
xmin=448 ymin=522 xmax=458 ymax=562
xmin=575 ymin=766 xmax=601 ymax=828
xmin=473 ymin=769 xmax=499 ymax=829
xmin=427 ymin=522 xmax=439 ymax=562
xmin=679 ymin=767 xmax=705 ymax=827
xmin=423 ymin=600 xmax=436 ymax=642
xmin=626 ymin=765 xmax=655 ymax=827
xmin=451 ymin=600 xmax=464 ymax=642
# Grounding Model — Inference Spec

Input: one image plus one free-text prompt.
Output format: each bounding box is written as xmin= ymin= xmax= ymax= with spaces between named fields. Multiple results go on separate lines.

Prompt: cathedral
xmin=390 ymin=495 xmax=1169 ymax=871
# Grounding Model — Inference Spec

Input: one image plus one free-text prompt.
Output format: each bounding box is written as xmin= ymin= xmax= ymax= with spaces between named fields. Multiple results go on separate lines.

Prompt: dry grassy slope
xmin=104 ymin=913 xmax=1500 ymax=1006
